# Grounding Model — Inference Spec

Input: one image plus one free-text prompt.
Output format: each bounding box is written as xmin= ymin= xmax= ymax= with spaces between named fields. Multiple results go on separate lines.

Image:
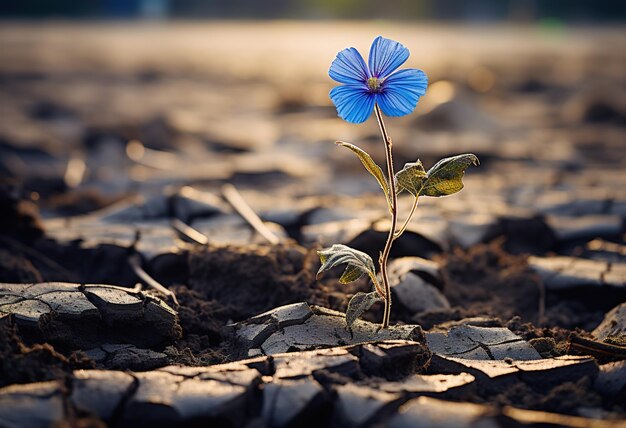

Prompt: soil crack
xmin=108 ymin=371 xmax=140 ymax=426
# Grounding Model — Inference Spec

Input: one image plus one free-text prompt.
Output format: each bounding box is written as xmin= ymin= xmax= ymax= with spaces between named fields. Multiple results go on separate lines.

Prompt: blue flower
xmin=329 ymin=36 xmax=428 ymax=124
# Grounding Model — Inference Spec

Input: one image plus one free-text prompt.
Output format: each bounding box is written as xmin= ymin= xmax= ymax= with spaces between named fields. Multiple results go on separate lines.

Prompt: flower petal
xmin=378 ymin=69 xmax=428 ymax=117
xmin=329 ymin=47 xmax=370 ymax=84
xmin=368 ymin=36 xmax=409 ymax=79
xmin=330 ymin=85 xmax=375 ymax=124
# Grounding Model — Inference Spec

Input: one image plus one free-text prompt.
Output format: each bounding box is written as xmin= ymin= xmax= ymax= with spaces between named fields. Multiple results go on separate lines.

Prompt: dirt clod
xmin=0 ymin=322 xmax=94 ymax=387
xmin=188 ymin=243 xmax=317 ymax=320
xmin=440 ymin=241 xmax=542 ymax=323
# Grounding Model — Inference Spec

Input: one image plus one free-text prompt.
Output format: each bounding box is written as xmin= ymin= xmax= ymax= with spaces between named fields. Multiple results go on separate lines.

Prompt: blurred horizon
xmin=1 ymin=0 xmax=625 ymax=22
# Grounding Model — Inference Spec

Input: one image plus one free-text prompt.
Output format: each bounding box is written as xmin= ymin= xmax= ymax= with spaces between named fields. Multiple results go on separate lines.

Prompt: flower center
xmin=367 ymin=77 xmax=382 ymax=93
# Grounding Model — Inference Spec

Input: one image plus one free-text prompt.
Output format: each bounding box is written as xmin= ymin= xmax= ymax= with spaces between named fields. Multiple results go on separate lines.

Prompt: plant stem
xmin=394 ymin=196 xmax=419 ymax=239
xmin=374 ymin=103 xmax=397 ymax=329
xmin=370 ymin=275 xmax=386 ymax=301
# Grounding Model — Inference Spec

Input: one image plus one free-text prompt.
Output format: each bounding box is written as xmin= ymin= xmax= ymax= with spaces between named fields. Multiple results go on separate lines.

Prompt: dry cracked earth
xmin=0 ymin=22 xmax=625 ymax=427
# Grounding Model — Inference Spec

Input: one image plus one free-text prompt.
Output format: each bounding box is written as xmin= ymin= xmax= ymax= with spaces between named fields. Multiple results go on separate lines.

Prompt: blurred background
xmin=0 ymin=0 xmax=624 ymax=349
xmin=0 ymin=1 xmax=625 ymax=265
xmin=1 ymin=0 xmax=625 ymax=21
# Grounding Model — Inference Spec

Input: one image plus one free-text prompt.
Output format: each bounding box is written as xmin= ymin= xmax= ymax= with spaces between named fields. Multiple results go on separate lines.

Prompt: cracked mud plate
xmin=0 ymin=282 xmax=181 ymax=349
xmin=0 ymin=340 xmax=610 ymax=428
xmin=227 ymin=302 xmax=426 ymax=357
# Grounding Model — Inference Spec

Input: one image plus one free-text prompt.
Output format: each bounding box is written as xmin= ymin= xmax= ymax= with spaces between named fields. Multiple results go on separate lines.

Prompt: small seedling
xmin=317 ymin=36 xmax=479 ymax=329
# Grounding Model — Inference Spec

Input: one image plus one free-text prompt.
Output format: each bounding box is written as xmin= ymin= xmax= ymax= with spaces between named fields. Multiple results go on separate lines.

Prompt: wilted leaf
xmin=317 ymin=244 xmax=376 ymax=285
xmin=336 ymin=141 xmax=391 ymax=206
xmin=421 ymin=154 xmax=479 ymax=197
xmin=340 ymin=264 xmax=365 ymax=283
xmin=395 ymin=159 xmax=428 ymax=197
xmin=346 ymin=291 xmax=382 ymax=328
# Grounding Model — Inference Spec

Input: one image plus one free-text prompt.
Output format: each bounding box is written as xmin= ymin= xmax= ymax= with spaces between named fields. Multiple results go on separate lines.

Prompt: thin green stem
xmin=394 ymin=196 xmax=419 ymax=239
xmin=374 ymin=103 xmax=397 ymax=329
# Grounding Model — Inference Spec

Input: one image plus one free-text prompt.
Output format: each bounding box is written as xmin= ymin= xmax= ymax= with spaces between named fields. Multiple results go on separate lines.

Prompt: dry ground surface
xmin=0 ymin=21 xmax=625 ymax=427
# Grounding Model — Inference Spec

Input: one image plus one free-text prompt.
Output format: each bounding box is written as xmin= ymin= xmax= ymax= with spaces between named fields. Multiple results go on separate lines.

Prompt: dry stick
xmin=171 ymin=218 xmax=209 ymax=246
xmin=374 ymin=104 xmax=398 ymax=329
xmin=568 ymin=334 xmax=626 ymax=361
xmin=221 ymin=183 xmax=281 ymax=245
xmin=128 ymin=253 xmax=179 ymax=306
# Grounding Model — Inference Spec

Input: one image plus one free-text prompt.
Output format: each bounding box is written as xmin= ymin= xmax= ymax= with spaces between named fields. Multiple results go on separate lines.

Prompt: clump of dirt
xmin=438 ymin=241 xmax=542 ymax=322
xmin=168 ymin=285 xmax=236 ymax=364
xmin=506 ymin=316 xmax=580 ymax=357
xmin=0 ymin=180 xmax=138 ymax=286
xmin=538 ymin=377 xmax=604 ymax=415
xmin=482 ymin=376 xmax=603 ymax=416
xmin=188 ymin=242 xmax=319 ymax=320
xmin=544 ymin=299 xmax=607 ymax=332
xmin=0 ymin=322 xmax=94 ymax=387
xmin=528 ymin=337 xmax=559 ymax=357
xmin=605 ymin=335 xmax=626 ymax=347
xmin=32 ymin=239 xmax=137 ymax=286
xmin=0 ymin=247 xmax=43 ymax=283
xmin=0 ymin=179 xmax=45 ymax=244
xmin=180 ymin=241 xmax=372 ymax=361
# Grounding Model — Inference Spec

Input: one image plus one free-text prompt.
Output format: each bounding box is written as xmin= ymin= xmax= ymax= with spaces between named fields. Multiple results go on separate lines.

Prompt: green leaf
xmin=346 ymin=291 xmax=382 ymax=328
xmin=395 ymin=159 xmax=428 ymax=197
xmin=317 ymin=244 xmax=376 ymax=285
xmin=336 ymin=141 xmax=391 ymax=206
xmin=421 ymin=154 xmax=479 ymax=197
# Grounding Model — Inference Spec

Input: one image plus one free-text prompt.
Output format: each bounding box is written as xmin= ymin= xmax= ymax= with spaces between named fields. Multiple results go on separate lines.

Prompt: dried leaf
xmin=420 ymin=154 xmax=479 ymax=197
xmin=336 ymin=141 xmax=391 ymax=206
xmin=346 ymin=291 xmax=382 ymax=328
xmin=317 ymin=244 xmax=376 ymax=285
xmin=395 ymin=159 xmax=428 ymax=197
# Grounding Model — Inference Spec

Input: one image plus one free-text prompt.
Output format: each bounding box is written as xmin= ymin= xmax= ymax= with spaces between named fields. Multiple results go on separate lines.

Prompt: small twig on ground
xmin=567 ymin=334 xmax=626 ymax=362
xmin=128 ymin=253 xmax=179 ymax=306
xmin=221 ymin=183 xmax=280 ymax=245
xmin=171 ymin=218 xmax=209 ymax=246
